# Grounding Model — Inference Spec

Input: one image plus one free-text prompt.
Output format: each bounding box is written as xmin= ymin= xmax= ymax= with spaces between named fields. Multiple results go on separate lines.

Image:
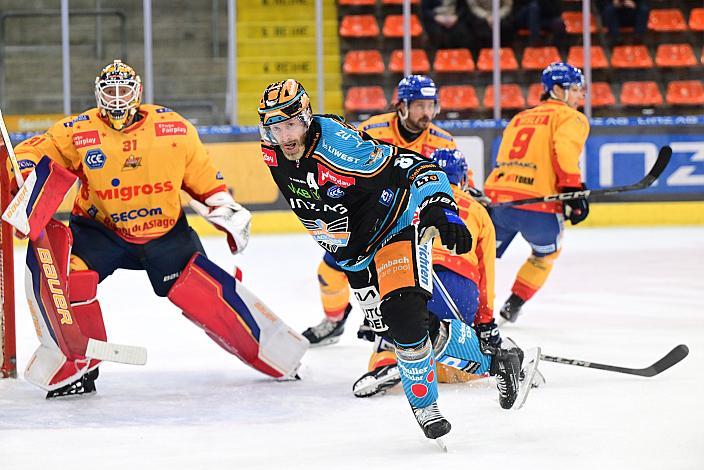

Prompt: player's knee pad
xmin=25 ymin=269 xmax=105 ymax=391
xmin=168 ymin=253 xmax=307 ymax=379
xmin=317 ymin=259 xmax=350 ymax=320
xmin=381 ymin=291 xmax=429 ymax=346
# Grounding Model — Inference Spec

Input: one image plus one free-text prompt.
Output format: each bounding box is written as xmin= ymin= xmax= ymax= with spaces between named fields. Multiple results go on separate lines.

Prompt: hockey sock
xmin=434 ymin=319 xmax=492 ymax=375
xmin=395 ymin=335 xmax=438 ymax=409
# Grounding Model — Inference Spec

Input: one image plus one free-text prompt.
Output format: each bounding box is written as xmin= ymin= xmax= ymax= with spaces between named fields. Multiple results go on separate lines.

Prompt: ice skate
xmin=46 ymin=368 xmax=99 ymax=399
xmin=489 ymin=347 xmax=522 ymax=409
xmin=301 ymin=305 xmax=351 ymax=347
xmin=411 ymin=402 xmax=451 ymax=447
xmin=499 ymin=294 xmax=525 ymax=323
xmin=352 ymin=364 xmax=400 ymax=397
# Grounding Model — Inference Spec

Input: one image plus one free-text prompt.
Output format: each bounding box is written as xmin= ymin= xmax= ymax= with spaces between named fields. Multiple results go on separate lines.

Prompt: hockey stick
xmin=541 ymin=344 xmax=688 ymax=377
xmin=489 ymin=145 xmax=672 ymax=208
xmin=0 ymin=108 xmax=146 ymax=365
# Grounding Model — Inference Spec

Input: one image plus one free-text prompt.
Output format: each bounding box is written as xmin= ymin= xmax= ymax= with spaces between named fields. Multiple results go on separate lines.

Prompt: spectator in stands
xmin=464 ymin=0 xmax=515 ymax=55
xmin=597 ymin=0 xmax=650 ymax=45
xmin=421 ymin=0 xmax=473 ymax=50
xmin=513 ymin=0 xmax=566 ymax=48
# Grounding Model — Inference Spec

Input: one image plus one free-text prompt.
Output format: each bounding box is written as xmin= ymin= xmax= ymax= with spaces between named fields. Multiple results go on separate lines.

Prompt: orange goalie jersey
xmin=484 ymin=100 xmax=589 ymax=213
xmin=12 ymin=104 xmax=226 ymax=243
xmin=358 ymin=112 xmax=456 ymax=157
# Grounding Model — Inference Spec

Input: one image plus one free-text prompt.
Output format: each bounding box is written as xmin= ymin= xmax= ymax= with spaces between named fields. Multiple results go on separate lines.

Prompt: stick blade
xmin=647 ymin=145 xmax=672 ymax=181
xmin=643 ymin=344 xmax=688 ymax=377
xmin=85 ymin=339 xmax=148 ymax=365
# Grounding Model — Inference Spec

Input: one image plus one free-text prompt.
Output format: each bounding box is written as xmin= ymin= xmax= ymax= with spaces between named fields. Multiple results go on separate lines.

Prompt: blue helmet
xmin=397 ymin=75 xmax=438 ymax=103
xmin=431 ymin=148 xmax=468 ymax=186
xmin=541 ymin=62 xmax=585 ymax=93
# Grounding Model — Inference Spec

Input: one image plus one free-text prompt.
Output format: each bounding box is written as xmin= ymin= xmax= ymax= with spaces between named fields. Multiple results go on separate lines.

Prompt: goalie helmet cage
xmin=1 ymin=141 xmax=17 ymax=378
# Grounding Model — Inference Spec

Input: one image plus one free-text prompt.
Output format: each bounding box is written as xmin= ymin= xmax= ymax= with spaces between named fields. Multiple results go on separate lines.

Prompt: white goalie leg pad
xmin=24 ymin=344 xmax=91 ymax=391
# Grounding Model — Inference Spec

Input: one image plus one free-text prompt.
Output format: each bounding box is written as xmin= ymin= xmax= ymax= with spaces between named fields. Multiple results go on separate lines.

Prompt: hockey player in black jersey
xmin=258 ymin=79 xmax=523 ymax=444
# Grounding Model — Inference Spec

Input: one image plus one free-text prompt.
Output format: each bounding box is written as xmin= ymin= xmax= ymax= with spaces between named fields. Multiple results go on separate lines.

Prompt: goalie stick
xmin=489 ymin=145 xmax=673 ymax=208
xmin=541 ymin=344 xmax=688 ymax=377
xmin=0 ymin=108 xmax=146 ymax=366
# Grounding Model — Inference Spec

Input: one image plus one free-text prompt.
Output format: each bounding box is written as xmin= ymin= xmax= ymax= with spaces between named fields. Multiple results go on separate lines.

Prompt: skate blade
xmin=307 ymin=336 xmax=342 ymax=348
xmin=434 ymin=436 xmax=448 ymax=452
xmin=513 ymin=347 xmax=541 ymax=410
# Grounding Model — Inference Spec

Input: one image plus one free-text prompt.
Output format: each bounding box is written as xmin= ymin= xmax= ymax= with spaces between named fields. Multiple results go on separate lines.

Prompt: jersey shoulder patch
xmin=428 ymin=126 xmax=453 ymax=142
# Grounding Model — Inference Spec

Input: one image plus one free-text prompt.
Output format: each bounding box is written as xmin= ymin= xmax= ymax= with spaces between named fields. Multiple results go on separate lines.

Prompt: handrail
xmin=0 ymin=9 xmax=127 ymax=110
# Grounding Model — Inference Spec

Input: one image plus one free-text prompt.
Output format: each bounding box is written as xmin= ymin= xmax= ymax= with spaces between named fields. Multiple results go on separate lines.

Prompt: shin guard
xmin=396 ymin=336 xmax=438 ymax=409
xmin=434 ymin=319 xmax=491 ymax=375
xmin=168 ymin=253 xmax=308 ymax=379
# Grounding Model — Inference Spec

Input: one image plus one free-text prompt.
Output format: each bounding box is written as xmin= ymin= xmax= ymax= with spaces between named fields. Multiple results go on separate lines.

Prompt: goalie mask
xmin=94 ymin=60 xmax=143 ymax=130
xmin=258 ymin=79 xmax=313 ymax=146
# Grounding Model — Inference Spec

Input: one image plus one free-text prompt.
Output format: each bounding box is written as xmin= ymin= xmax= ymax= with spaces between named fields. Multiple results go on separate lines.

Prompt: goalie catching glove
xmin=189 ymin=192 xmax=252 ymax=254
xmin=417 ymin=193 xmax=472 ymax=255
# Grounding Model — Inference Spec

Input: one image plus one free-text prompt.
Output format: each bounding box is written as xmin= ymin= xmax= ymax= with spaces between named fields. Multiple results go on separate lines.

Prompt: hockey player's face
xmin=269 ymin=118 xmax=308 ymax=160
xmin=405 ymin=100 xmax=436 ymax=132
xmin=566 ymin=84 xmax=585 ymax=109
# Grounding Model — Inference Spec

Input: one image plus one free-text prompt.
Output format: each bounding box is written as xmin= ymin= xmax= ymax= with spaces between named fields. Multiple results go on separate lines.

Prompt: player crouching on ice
xmin=258 ymin=79 xmax=538 ymax=445
xmin=1 ymin=60 xmax=308 ymax=399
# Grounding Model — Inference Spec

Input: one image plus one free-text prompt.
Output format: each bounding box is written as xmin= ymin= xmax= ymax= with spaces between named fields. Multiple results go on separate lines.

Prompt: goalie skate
xmin=352 ymin=364 xmax=400 ymax=398
xmin=46 ymin=368 xmax=99 ymax=399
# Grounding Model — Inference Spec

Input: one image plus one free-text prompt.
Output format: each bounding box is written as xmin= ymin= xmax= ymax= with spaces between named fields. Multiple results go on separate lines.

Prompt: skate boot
xmin=46 ymin=368 xmax=99 ymax=399
xmin=489 ymin=347 xmax=522 ymax=409
xmin=301 ymin=304 xmax=351 ymax=347
xmin=411 ymin=402 xmax=451 ymax=439
xmin=353 ymin=364 xmax=400 ymax=397
xmin=499 ymin=294 xmax=525 ymax=323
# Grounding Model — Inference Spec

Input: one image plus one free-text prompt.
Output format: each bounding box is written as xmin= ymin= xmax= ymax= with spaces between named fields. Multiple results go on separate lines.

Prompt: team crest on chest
xmin=122 ymin=155 xmax=142 ymax=170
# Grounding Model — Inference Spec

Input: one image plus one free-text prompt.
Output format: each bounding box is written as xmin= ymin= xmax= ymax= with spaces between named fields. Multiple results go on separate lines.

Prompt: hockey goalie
xmin=1 ymin=60 xmax=308 ymax=398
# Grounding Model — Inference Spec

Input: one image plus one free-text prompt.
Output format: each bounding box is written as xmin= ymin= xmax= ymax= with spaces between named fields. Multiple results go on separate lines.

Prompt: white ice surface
xmin=1 ymin=226 xmax=703 ymax=469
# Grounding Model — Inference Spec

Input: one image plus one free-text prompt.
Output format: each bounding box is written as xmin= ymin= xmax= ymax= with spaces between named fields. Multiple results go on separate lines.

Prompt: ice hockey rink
xmin=1 ymin=226 xmax=702 ymax=469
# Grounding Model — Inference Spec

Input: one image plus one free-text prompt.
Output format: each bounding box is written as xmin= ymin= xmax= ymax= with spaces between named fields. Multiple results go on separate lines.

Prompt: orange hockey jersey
xmin=358 ymin=112 xmax=456 ymax=158
xmin=12 ymin=104 xmax=226 ymax=242
xmin=484 ymin=100 xmax=589 ymax=213
xmin=432 ymin=185 xmax=495 ymax=324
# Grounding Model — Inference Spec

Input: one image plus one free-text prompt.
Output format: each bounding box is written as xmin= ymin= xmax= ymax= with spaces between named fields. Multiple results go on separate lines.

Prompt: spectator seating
xmin=655 ymin=44 xmax=697 ymax=68
xmin=483 ymin=84 xmax=526 ymax=109
xmin=521 ymin=47 xmax=562 ymax=70
xmin=433 ymin=49 xmax=475 ymax=73
xmin=666 ymin=80 xmax=704 ymax=106
xmin=382 ymin=14 xmax=423 ymax=38
xmin=339 ymin=15 xmax=379 ymax=38
xmin=620 ymin=81 xmax=663 ymax=107
xmin=476 ymin=48 xmax=519 ymax=72
xmin=611 ymin=45 xmax=654 ymax=69
xmin=388 ymin=49 xmax=430 ymax=73
xmin=343 ymin=50 xmax=385 ymax=74
xmin=439 ymin=85 xmax=479 ymax=111
xmin=345 ymin=86 xmax=388 ymax=111
xmin=647 ymin=9 xmax=687 ymax=32
xmin=567 ymin=46 xmax=609 ymax=69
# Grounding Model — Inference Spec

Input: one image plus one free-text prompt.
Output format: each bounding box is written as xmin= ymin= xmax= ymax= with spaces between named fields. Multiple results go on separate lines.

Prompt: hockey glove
xmin=561 ymin=185 xmax=589 ymax=225
xmin=417 ymin=194 xmax=472 ymax=255
xmin=474 ymin=319 xmax=501 ymax=349
xmin=189 ymin=192 xmax=252 ymax=254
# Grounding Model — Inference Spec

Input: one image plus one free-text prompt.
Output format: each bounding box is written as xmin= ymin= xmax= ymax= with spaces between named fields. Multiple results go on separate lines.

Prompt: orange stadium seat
xmin=620 ymin=81 xmax=663 ymax=106
xmin=666 ymin=80 xmax=704 ymax=106
xmin=567 ymin=46 xmax=608 ymax=69
xmin=648 ymin=9 xmax=687 ymax=32
xmin=483 ymin=84 xmax=526 ymax=109
xmin=611 ymin=45 xmax=654 ymax=69
xmin=433 ymin=49 xmax=475 ymax=73
xmin=382 ymin=14 xmax=423 ymax=37
xmin=439 ymin=85 xmax=479 ymax=111
xmin=388 ymin=49 xmax=430 ymax=73
xmin=345 ymin=86 xmax=388 ymax=111
xmin=588 ymin=82 xmax=616 ymax=108
xmin=562 ymin=12 xmax=597 ymax=34
xmin=527 ymin=83 xmax=543 ymax=107
xmin=382 ymin=0 xmax=420 ymax=4
xmin=338 ymin=0 xmax=376 ymax=5
xmin=339 ymin=15 xmax=380 ymax=38
xmin=655 ymin=44 xmax=697 ymax=68
xmin=343 ymin=50 xmax=385 ymax=74
xmin=521 ymin=46 xmax=561 ymax=70
xmin=476 ymin=48 xmax=519 ymax=72
xmin=689 ymin=8 xmax=704 ymax=31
